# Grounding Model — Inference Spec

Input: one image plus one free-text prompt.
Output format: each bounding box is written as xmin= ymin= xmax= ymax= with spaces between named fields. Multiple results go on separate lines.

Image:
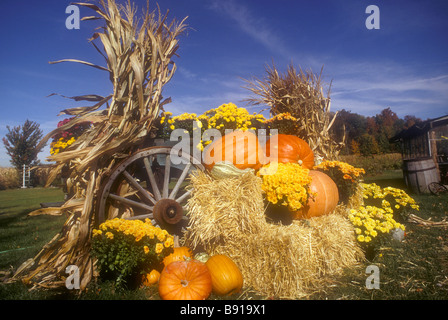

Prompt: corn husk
xmin=10 ymin=0 xmax=187 ymax=290
xmin=183 ymin=171 xmax=364 ymax=298
xmin=243 ymin=63 xmax=345 ymax=163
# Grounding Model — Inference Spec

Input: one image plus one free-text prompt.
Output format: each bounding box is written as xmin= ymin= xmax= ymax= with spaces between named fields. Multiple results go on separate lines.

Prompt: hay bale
xmin=183 ymin=170 xmax=364 ymax=298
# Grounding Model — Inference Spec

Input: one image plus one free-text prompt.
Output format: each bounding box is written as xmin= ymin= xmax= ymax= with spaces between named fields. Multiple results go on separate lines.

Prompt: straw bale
xmin=184 ymin=171 xmax=364 ymax=298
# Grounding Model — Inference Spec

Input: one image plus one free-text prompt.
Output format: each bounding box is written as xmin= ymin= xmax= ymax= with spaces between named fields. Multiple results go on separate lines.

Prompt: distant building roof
xmin=390 ymin=114 xmax=448 ymax=143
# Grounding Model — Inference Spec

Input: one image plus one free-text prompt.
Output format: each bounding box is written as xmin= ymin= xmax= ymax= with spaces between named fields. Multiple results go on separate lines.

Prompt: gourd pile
xmin=182 ymin=131 xmax=365 ymax=298
xmin=142 ymin=246 xmax=244 ymax=300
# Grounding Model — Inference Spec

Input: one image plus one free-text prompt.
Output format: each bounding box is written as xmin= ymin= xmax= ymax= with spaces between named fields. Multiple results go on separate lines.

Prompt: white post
xmin=22 ymin=164 xmax=27 ymax=188
xmin=27 ymin=165 xmax=31 ymax=187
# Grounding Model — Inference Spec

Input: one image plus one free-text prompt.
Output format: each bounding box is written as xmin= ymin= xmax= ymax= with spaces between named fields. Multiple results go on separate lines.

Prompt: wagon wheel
xmin=96 ymin=146 xmax=204 ymax=245
xmin=428 ymin=182 xmax=448 ymax=196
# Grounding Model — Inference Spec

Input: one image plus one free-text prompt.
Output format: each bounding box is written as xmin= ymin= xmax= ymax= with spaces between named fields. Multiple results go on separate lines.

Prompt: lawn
xmin=1 ymin=173 xmax=447 ymax=300
xmin=0 ymin=187 xmax=66 ymax=270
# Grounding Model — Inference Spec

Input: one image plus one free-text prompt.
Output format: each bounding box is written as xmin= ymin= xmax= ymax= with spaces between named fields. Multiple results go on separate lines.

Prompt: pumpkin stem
xmin=180 ymin=279 xmax=189 ymax=287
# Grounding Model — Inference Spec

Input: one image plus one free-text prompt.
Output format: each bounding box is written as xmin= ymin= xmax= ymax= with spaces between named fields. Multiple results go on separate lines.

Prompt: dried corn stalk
xmin=10 ymin=0 xmax=187 ymax=290
xmin=243 ymin=63 xmax=344 ymax=162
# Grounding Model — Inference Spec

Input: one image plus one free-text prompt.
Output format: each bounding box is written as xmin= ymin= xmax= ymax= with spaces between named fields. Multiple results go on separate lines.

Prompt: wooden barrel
xmin=403 ymin=158 xmax=440 ymax=194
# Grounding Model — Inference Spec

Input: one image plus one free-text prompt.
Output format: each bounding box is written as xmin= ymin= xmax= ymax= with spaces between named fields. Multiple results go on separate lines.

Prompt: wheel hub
xmin=153 ymin=198 xmax=184 ymax=226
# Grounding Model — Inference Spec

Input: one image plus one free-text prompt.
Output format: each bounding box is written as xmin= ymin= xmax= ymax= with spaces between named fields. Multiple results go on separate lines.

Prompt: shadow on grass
xmin=0 ymin=281 xmax=78 ymax=300
xmin=0 ymin=207 xmax=41 ymax=228
xmin=0 ymin=205 xmax=19 ymax=213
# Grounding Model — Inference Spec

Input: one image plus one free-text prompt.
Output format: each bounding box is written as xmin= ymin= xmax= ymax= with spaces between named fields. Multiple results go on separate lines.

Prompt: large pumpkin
xmin=162 ymin=246 xmax=193 ymax=267
xmin=203 ymin=130 xmax=264 ymax=171
xmin=158 ymin=260 xmax=212 ymax=300
xmin=205 ymin=254 xmax=243 ymax=296
xmin=264 ymin=134 xmax=314 ymax=169
xmin=293 ymin=170 xmax=339 ymax=219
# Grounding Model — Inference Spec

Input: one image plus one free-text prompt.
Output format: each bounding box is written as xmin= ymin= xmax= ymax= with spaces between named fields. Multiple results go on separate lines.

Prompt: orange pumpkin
xmin=142 ymin=269 xmax=160 ymax=286
xmin=203 ymin=130 xmax=265 ymax=171
xmin=205 ymin=254 xmax=243 ymax=296
xmin=264 ymin=134 xmax=314 ymax=169
xmin=293 ymin=170 xmax=339 ymax=219
xmin=158 ymin=260 xmax=212 ymax=300
xmin=162 ymin=246 xmax=193 ymax=267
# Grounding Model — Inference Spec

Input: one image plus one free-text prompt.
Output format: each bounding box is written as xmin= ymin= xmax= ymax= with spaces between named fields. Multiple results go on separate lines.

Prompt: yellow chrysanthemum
xmin=348 ymin=182 xmax=418 ymax=245
xmin=92 ymin=229 xmax=102 ymax=237
xmin=155 ymin=243 xmax=164 ymax=254
xmin=258 ymin=162 xmax=312 ymax=214
xmin=314 ymin=160 xmax=365 ymax=183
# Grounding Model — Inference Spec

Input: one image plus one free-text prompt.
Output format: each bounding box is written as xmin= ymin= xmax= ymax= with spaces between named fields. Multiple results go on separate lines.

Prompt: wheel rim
xmin=96 ymin=146 xmax=204 ymax=238
xmin=428 ymin=182 xmax=447 ymax=196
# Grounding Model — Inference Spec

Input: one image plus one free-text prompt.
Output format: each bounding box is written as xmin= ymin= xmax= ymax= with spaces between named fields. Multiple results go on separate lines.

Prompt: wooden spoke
xmin=125 ymin=213 xmax=154 ymax=220
xmin=163 ymin=154 xmax=171 ymax=198
xmin=143 ymin=156 xmax=162 ymax=201
xmin=122 ymin=170 xmax=156 ymax=205
xmin=108 ymin=193 xmax=154 ymax=211
xmin=176 ymin=190 xmax=190 ymax=203
xmin=169 ymin=163 xmax=191 ymax=200
xmin=96 ymin=146 xmax=204 ymax=238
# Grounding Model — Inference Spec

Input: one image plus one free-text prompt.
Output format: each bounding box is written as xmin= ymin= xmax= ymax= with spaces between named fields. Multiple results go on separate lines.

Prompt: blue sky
xmin=1 ymin=0 xmax=447 ymax=166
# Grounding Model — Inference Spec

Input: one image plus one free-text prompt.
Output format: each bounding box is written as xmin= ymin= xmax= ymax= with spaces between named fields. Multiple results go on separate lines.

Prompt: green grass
xmin=1 ymin=173 xmax=448 ymax=300
xmin=308 ymin=190 xmax=448 ymax=300
xmin=364 ymin=169 xmax=407 ymax=189
xmin=0 ymin=187 xmax=66 ymax=271
xmin=306 ymin=169 xmax=448 ymax=299
xmin=340 ymin=153 xmax=402 ymax=176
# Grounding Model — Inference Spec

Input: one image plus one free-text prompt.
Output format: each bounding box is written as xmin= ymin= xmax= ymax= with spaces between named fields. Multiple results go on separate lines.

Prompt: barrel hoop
xmin=403 ymin=166 xmax=437 ymax=174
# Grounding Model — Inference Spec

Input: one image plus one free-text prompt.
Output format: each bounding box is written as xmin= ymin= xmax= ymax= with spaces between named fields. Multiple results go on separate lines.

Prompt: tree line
xmin=330 ymin=107 xmax=423 ymax=156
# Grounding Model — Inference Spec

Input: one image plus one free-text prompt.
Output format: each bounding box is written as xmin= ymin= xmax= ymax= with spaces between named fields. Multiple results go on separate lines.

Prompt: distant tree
xmin=350 ymin=139 xmax=361 ymax=155
xmin=359 ymin=133 xmax=380 ymax=156
xmin=376 ymin=107 xmax=398 ymax=128
xmin=330 ymin=109 xmax=366 ymax=155
xmin=377 ymin=131 xmax=392 ymax=153
xmin=2 ymin=120 xmax=45 ymax=169
xmin=375 ymin=108 xmax=402 ymax=153
xmin=366 ymin=116 xmax=379 ymax=135
xmin=331 ymin=107 xmax=424 ymax=156
xmin=376 ymin=108 xmax=398 ymax=136
xmin=403 ymin=115 xmax=422 ymax=129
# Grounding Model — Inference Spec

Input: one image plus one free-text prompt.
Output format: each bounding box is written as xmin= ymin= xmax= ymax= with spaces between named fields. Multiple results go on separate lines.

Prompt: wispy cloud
xmin=177 ymin=67 xmax=198 ymax=80
xmin=169 ymin=88 xmax=249 ymax=115
xmin=331 ymin=73 xmax=448 ymax=117
xmin=208 ymin=0 xmax=294 ymax=60
xmin=333 ymin=74 xmax=448 ymax=96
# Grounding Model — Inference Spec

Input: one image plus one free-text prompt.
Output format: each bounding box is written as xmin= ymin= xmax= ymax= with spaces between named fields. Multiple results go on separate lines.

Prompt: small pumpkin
xmin=162 ymin=246 xmax=193 ymax=267
xmin=293 ymin=170 xmax=339 ymax=219
xmin=142 ymin=269 xmax=160 ymax=286
xmin=264 ymin=134 xmax=314 ymax=169
xmin=158 ymin=260 xmax=212 ymax=300
xmin=203 ymin=130 xmax=265 ymax=171
xmin=205 ymin=254 xmax=243 ymax=296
